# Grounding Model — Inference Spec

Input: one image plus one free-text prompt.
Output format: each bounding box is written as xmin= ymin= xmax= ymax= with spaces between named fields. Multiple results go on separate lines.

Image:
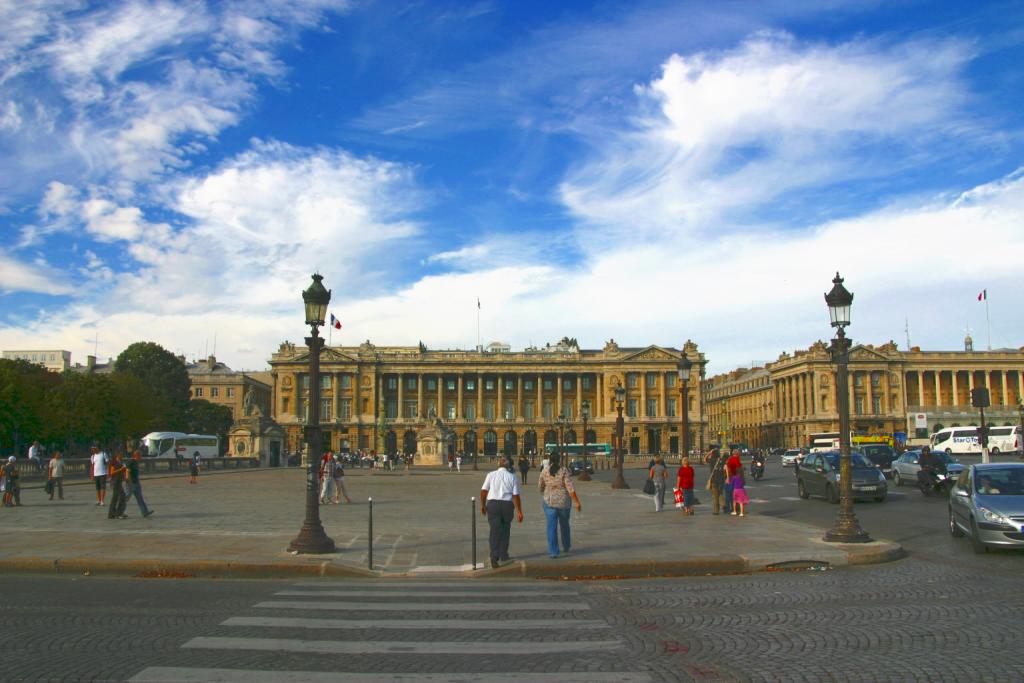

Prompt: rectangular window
xmin=524 ymin=401 xmax=535 ymax=420
xmin=226 ymin=387 xmax=235 ymax=398
xmin=386 ymin=377 xmax=398 ymax=390
xmin=485 ymin=400 xmax=496 ymax=420
xmin=871 ymin=371 xmax=881 ymax=388
xmin=385 ymin=399 xmax=397 ymax=419
xmin=563 ymin=378 xmax=573 ymax=391
xmin=562 ymin=401 xmax=573 ymax=419
xmin=854 ymin=373 xmax=863 ymax=387
xmin=646 ymin=373 xmax=657 ymax=388
xmin=647 ymin=398 xmax=657 ymax=417
xmin=465 ymin=403 xmax=476 ymax=420
xmin=194 ymin=387 xmax=203 ymax=397
xmin=404 ymin=400 xmax=417 ymax=418
xmin=543 ymin=378 xmax=553 ymax=391
xmin=321 ymin=399 xmax=332 ymax=421
xmin=872 ymin=396 xmax=882 ymax=414
xmin=666 ymin=374 xmax=676 ymax=388
xmin=627 ymin=399 xmax=638 ymax=418
xmin=210 ymin=387 xmax=219 ymax=397
xmin=504 ymin=379 xmax=514 ymax=391
xmin=667 ymin=398 xmax=677 ymax=417
xmin=485 ymin=379 xmax=495 ymax=391
xmin=427 ymin=379 xmax=437 ymax=391
xmin=854 ymin=396 xmax=864 ymax=415
xmin=447 ymin=379 xmax=456 ymax=391
xmin=504 ymin=401 xmax=515 ymax=420
xmin=340 ymin=399 xmax=351 ymax=418
xmin=581 ymin=376 xmax=592 ymax=390
xmin=543 ymin=400 xmax=554 ymax=419
xmin=341 ymin=374 xmax=352 ymax=389
xmin=524 ymin=379 xmax=534 ymax=391
xmin=466 ymin=379 xmax=476 ymax=391
xmin=301 ymin=375 xmax=310 ymax=389
xmin=446 ymin=402 xmax=456 ymax=420
xmin=283 ymin=397 xmax=290 ymax=414
xmin=406 ymin=377 xmax=417 ymax=390
xmin=627 ymin=373 xmax=638 ymax=388
xmin=425 ymin=400 xmax=436 ymax=417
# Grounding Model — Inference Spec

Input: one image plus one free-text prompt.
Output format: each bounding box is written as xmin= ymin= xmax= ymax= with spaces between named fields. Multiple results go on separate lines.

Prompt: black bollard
xmin=471 ymin=496 xmax=477 ymax=571
xmin=368 ymin=497 xmax=373 ymax=570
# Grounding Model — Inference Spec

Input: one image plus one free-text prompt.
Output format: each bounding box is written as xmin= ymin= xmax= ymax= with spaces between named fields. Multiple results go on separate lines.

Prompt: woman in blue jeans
xmin=537 ymin=453 xmax=582 ymax=558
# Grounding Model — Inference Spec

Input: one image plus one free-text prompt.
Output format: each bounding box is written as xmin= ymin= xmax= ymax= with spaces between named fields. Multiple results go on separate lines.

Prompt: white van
xmin=930 ymin=427 xmax=979 ymax=455
xmin=986 ymin=426 xmax=1021 ymax=455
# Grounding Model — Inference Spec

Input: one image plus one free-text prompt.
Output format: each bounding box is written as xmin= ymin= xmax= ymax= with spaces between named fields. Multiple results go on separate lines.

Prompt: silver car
xmin=781 ymin=449 xmax=805 ymax=467
xmin=891 ymin=450 xmax=964 ymax=488
xmin=948 ymin=463 xmax=1024 ymax=553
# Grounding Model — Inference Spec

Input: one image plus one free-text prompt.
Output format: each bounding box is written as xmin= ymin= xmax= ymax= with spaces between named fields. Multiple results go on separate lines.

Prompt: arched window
xmin=403 ymin=430 xmax=417 ymax=455
xmin=503 ymin=431 xmax=517 ymax=456
xmin=463 ymin=430 xmax=477 ymax=455
xmin=483 ymin=430 xmax=498 ymax=456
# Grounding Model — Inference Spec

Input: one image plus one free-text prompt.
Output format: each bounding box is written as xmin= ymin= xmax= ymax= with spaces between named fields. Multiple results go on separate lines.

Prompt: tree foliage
xmin=114 ymin=342 xmax=190 ymax=430
xmin=187 ymin=399 xmax=233 ymax=450
xmin=0 ymin=359 xmax=59 ymax=453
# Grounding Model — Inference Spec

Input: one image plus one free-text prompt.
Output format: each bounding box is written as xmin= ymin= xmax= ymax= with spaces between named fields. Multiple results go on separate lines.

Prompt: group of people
xmin=648 ymin=448 xmax=751 ymax=516
xmin=89 ymin=447 xmax=154 ymax=519
xmin=318 ymin=451 xmax=352 ymax=504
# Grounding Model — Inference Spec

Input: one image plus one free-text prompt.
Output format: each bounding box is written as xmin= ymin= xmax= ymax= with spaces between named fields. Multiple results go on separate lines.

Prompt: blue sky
xmin=1 ymin=0 xmax=1022 ymax=373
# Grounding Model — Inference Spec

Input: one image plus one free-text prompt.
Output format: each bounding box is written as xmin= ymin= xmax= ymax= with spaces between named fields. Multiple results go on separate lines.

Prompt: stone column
xmin=576 ymin=373 xmax=583 ymax=417
xmin=968 ymin=370 xmax=975 ymax=394
xmin=640 ymin=372 xmax=647 ymax=418
xmin=477 ymin=372 xmax=484 ymax=421
xmin=660 ymin=372 xmax=668 ymax=418
xmin=497 ymin=375 xmax=504 ymax=420
xmin=537 ymin=373 xmax=543 ymax=419
xmin=437 ymin=374 xmax=443 ymax=417
xmin=865 ymin=371 xmax=874 ymax=415
xmin=335 ymin=372 xmax=342 ymax=419
xmin=417 ymin=373 xmax=424 ymax=419
xmin=952 ymin=371 xmax=959 ymax=406
xmin=1018 ymin=370 xmax=1023 ymax=405
xmin=457 ymin=374 xmax=464 ymax=419
xmin=397 ymin=372 xmax=404 ymax=419
xmin=916 ymin=371 xmax=925 ymax=407
xmin=557 ymin=373 xmax=563 ymax=417
xmin=516 ymin=373 xmax=523 ymax=420
xmin=1001 ymin=370 xmax=1009 ymax=406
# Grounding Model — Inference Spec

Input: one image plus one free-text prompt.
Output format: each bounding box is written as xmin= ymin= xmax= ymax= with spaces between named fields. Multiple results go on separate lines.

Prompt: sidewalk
xmin=0 ymin=465 xmax=903 ymax=579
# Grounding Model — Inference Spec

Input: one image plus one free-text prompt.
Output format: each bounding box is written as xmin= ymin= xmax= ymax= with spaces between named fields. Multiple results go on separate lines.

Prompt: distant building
xmin=186 ymin=356 xmax=272 ymax=421
xmin=2 ymin=349 xmax=71 ymax=373
xmin=70 ymin=355 xmax=113 ymax=374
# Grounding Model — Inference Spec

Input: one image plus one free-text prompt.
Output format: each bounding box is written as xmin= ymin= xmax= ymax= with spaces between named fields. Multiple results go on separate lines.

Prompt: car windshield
xmin=822 ymin=453 xmax=872 ymax=468
xmin=974 ymin=468 xmax=1024 ymax=496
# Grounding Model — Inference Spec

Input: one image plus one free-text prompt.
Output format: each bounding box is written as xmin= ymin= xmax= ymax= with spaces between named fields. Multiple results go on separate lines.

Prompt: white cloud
xmin=0 ymin=249 xmax=74 ymax=295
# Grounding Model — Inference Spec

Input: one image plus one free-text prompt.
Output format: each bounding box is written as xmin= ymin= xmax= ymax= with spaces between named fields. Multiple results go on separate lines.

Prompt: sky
xmin=1 ymin=0 xmax=1023 ymax=374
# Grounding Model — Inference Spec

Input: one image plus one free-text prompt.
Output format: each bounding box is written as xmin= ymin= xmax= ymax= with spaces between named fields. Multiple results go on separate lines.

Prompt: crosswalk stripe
xmin=130 ymin=667 xmax=654 ymax=682
xmin=275 ymin=590 xmax=576 ymax=598
xmin=223 ymin=615 xmax=610 ymax=630
xmin=184 ymin=636 xmax=621 ymax=655
xmin=255 ymin=600 xmax=588 ymax=611
xmin=291 ymin=581 xmax=577 ymax=590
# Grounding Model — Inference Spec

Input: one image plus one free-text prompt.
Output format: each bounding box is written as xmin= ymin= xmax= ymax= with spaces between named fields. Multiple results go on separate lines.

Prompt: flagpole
xmin=986 ymin=297 xmax=992 ymax=350
xmin=476 ymin=297 xmax=481 ymax=352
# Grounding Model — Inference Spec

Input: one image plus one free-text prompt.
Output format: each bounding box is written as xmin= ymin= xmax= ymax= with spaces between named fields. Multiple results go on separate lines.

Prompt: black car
xmin=796 ymin=450 xmax=888 ymax=503
xmin=568 ymin=459 xmax=594 ymax=476
xmin=859 ymin=443 xmax=898 ymax=478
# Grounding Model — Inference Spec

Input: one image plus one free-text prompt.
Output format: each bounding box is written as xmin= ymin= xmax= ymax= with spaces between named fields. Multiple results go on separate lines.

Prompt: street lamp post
xmin=611 ymin=384 xmax=629 ymax=489
xmin=1017 ymin=399 xmax=1024 ymax=459
xmin=698 ymin=360 xmax=707 ymax=457
xmin=579 ymin=400 xmax=592 ymax=480
xmin=555 ymin=414 xmax=567 ymax=464
xmin=678 ymin=355 xmax=692 ymax=461
xmin=823 ymin=272 xmax=872 ymax=544
xmin=288 ymin=273 xmax=336 ymax=554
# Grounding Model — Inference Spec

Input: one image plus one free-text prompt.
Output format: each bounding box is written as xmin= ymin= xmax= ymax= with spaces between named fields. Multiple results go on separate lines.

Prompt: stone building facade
xmin=703 ymin=366 xmax=772 ymax=450
xmin=268 ymin=338 xmax=707 ymax=460
xmin=186 ymin=356 xmax=272 ymax=422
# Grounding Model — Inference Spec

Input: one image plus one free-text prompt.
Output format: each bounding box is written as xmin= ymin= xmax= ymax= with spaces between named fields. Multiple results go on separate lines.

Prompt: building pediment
xmin=848 ymin=345 xmax=891 ymax=363
xmin=291 ymin=348 xmax=358 ymax=364
xmin=619 ymin=346 xmax=679 ymax=363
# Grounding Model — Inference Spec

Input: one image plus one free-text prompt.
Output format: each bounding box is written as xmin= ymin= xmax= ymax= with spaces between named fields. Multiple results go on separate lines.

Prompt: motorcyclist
xmin=916 ymin=446 xmax=946 ymax=489
xmin=750 ymin=450 xmax=766 ymax=477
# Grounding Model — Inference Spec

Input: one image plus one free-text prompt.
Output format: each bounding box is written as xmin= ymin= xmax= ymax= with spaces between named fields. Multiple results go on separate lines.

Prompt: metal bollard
xmin=471 ymin=496 xmax=477 ymax=571
xmin=368 ymin=497 xmax=373 ymax=570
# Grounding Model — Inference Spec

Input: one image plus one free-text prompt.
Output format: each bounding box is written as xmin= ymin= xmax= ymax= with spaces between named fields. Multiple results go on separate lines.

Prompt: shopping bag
xmin=642 ymin=479 xmax=656 ymax=495
xmin=673 ymin=488 xmax=684 ymax=508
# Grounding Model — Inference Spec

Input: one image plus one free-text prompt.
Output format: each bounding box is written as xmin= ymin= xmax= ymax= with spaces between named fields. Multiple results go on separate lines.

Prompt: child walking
xmin=676 ymin=456 xmax=695 ymax=516
xmin=730 ymin=468 xmax=749 ymax=516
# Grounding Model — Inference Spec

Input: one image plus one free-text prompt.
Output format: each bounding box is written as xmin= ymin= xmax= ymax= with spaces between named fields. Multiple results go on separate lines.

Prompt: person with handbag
xmin=537 ymin=452 xmax=581 ymax=558
xmin=676 ymin=456 xmax=696 ymax=515
xmin=705 ymin=449 xmax=728 ymax=515
xmin=648 ymin=456 xmax=668 ymax=511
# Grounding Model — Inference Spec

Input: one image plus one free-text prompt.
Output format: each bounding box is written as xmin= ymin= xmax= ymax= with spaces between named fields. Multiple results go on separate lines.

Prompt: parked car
xmin=948 ymin=463 xmax=1024 ymax=553
xmin=859 ymin=443 xmax=898 ymax=478
xmin=892 ymin=450 xmax=964 ymax=488
xmin=781 ymin=449 xmax=805 ymax=468
xmin=796 ymin=450 xmax=887 ymax=503
xmin=568 ymin=459 xmax=594 ymax=476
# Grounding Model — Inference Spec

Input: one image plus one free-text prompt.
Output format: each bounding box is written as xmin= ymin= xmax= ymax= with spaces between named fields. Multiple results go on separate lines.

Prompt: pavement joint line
xmin=130 ymin=668 xmax=654 ymax=682
xmin=254 ymin=600 xmax=591 ymax=611
xmin=222 ymin=616 xmax=611 ymax=630
xmin=182 ymin=636 xmax=622 ymax=655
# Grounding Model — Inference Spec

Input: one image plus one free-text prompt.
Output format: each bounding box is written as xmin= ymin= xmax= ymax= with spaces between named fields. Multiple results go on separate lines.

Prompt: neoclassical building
xmin=705 ymin=337 xmax=1024 ymax=449
xmin=268 ymin=338 xmax=707 ymax=461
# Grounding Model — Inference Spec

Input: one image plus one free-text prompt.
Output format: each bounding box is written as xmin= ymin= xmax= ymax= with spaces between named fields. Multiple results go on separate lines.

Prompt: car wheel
xmin=826 ymin=484 xmax=839 ymax=504
xmin=893 ymin=471 xmax=902 ymax=487
xmin=969 ymin=518 xmax=988 ymax=554
xmin=797 ymin=479 xmax=809 ymax=499
xmin=949 ymin=507 xmax=964 ymax=537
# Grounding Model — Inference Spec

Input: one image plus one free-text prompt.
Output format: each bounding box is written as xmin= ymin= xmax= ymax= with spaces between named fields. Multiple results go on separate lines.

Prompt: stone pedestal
xmin=228 ymin=413 xmax=284 ymax=467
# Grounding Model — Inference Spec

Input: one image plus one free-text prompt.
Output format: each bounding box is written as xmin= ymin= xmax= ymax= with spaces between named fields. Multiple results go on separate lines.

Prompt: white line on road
xmin=275 ymin=590 xmax=577 ymax=598
xmin=255 ymin=600 xmax=589 ymax=611
xmin=184 ymin=636 xmax=621 ymax=655
xmin=130 ymin=667 xmax=654 ymax=683
xmin=777 ymin=496 xmax=802 ymax=501
xmin=223 ymin=616 xmax=610 ymax=630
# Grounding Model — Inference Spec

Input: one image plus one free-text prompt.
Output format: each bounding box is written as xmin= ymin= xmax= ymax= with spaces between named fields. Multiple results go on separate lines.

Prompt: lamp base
xmin=823 ymin=511 xmax=872 ymax=544
xmin=288 ymin=521 xmax=336 ymax=554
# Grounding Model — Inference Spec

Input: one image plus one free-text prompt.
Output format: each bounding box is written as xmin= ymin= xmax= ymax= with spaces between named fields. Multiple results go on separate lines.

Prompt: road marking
xmin=766 ymin=484 xmax=784 ymax=488
xmin=131 ymin=668 xmax=654 ymax=682
xmin=275 ymin=590 xmax=576 ymax=598
xmin=184 ymin=636 xmax=621 ymax=655
xmin=223 ymin=616 xmax=610 ymax=630
xmin=777 ymin=496 xmax=802 ymax=501
xmin=255 ymin=600 xmax=589 ymax=611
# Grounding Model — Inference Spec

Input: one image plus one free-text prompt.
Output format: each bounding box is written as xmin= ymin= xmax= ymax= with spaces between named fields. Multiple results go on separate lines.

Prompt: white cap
xmin=7 ymin=456 xmax=15 ymax=462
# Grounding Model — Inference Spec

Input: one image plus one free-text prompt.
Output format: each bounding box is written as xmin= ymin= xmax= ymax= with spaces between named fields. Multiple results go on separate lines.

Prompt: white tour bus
xmin=929 ymin=427 xmax=979 ymax=455
xmin=986 ymin=426 xmax=1022 ymax=455
xmin=141 ymin=432 xmax=220 ymax=459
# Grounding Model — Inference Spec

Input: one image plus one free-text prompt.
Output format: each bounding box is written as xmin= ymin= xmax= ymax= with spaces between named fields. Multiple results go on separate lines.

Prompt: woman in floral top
xmin=537 ymin=453 xmax=582 ymax=558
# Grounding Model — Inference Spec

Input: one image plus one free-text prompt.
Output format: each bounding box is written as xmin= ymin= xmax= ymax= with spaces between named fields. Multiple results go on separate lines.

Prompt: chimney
xmin=207 ymin=355 xmax=216 ymax=368
xmin=87 ymin=355 xmax=96 ymax=370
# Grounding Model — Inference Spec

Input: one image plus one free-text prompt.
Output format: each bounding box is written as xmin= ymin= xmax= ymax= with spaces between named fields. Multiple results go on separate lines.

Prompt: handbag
xmin=44 ymin=479 xmax=54 ymax=495
xmin=642 ymin=478 xmax=656 ymax=495
xmin=673 ymin=487 xmax=684 ymax=508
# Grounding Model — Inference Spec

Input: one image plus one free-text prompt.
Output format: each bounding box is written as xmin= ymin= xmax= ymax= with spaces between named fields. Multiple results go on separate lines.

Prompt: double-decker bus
xmin=141 ymin=432 xmax=221 ymax=459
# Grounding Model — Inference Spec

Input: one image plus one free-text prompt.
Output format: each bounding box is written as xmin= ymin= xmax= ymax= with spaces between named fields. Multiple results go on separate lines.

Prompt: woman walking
xmin=537 ymin=452 xmax=582 ymax=558
xmin=649 ymin=456 xmax=668 ymax=512
xmin=332 ymin=455 xmax=351 ymax=503
xmin=676 ymin=456 xmax=695 ymax=515
xmin=319 ymin=453 xmax=336 ymax=503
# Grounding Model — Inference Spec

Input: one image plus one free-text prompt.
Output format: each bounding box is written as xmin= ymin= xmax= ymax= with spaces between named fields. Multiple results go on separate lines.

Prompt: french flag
xmin=330 ymin=313 xmax=342 ymax=330
xmin=977 ymin=289 xmax=987 ymax=302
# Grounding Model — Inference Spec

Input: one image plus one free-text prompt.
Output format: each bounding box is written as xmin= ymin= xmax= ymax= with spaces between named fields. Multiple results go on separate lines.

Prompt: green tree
xmin=47 ymin=373 xmax=122 ymax=452
xmin=114 ymin=342 xmax=190 ymax=430
xmin=0 ymin=359 xmax=59 ymax=454
xmin=187 ymin=399 xmax=233 ymax=452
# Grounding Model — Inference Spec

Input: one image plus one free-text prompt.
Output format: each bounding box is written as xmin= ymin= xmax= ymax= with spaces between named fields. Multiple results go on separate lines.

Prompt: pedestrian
xmin=649 ymin=456 xmax=668 ymax=512
xmin=90 ymin=446 xmax=109 ymax=506
xmin=448 ymin=453 xmax=454 ymax=472
xmin=731 ymin=467 xmax=749 ymax=516
xmin=332 ymin=455 xmax=351 ymax=503
xmin=676 ymin=456 xmax=696 ymax=515
xmin=456 ymin=453 xmax=462 ymax=472
xmin=705 ymin=449 xmax=727 ymax=515
xmin=28 ymin=440 xmax=42 ymax=471
xmin=126 ymin=451 xmax=154 ymax=517
xmin=479 ymin=455 xmax=523 ymax=569
xmin=319 ymin=452 xmax=336 ymax=503
xmin=537 ymin=452 xmax=581 ymax=558
xmin=517 ymin=455 xmax=530 ymax=484
xmin=47 ymin=451 xmax=64 ymax=500
xmin=2 ymin=456 xmax=19 ymax=507
xmin=189 ymin=451 xmax=201 ymax=484
xmin=107 ymin=452 xmax=128 ymax=519
xmin=725 ymin=449 xmax=743 ymax=513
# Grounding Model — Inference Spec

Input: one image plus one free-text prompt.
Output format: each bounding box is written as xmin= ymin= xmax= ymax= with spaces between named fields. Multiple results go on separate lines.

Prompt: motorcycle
xmin=917 ymin=469 xmax=954 ymax=497
xmin=750 ymin=457 xmax=765 ymax=481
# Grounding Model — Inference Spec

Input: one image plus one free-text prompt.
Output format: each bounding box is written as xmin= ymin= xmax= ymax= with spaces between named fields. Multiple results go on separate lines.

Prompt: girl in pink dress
xmin=731 ymin=470 xmax=750 ymax=516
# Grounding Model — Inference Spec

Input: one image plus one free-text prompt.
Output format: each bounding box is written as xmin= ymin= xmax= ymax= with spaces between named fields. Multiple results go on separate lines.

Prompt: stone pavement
xmin=0 ymin=464 xmax=902 ymax=579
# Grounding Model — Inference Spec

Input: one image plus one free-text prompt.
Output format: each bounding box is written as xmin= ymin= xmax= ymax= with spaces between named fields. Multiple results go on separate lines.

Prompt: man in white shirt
xmin=28 ymin=441 xmax=42 ymax=470
xmin=480 ymin=455 xmax=524 ymax=569
xmin=90 ymin=447 xmax=109 ymax=506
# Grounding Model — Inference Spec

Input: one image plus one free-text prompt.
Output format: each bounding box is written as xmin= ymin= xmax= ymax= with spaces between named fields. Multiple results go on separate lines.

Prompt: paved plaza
xmin=1 ymin=463 xmax=900 ymax=578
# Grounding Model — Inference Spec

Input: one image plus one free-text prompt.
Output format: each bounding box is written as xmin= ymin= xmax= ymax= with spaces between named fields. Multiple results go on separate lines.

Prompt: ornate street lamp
xmin=678 ymin=354 xmax=692 ymax=461
xmin=611 ymin=384 xmax=629 ymax=489
xmin=698 ymin=360 xmax=707 ymax=457
xmin=288 ymin=273 xmax=336 ymax=555
xmin=578 ymin=399 xmax=592 ymax=481
xmin=823 ymin=272 xmax=872 ymax=544
xmin=555 ymin=414 xmax=568 ymax=464
xmin=1017 ymin=399 xmax=1024 ymax=459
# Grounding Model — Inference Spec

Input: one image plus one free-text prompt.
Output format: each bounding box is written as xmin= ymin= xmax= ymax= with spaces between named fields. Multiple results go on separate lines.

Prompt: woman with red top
xmin=676 ymin=456 xmax=696 ymax=515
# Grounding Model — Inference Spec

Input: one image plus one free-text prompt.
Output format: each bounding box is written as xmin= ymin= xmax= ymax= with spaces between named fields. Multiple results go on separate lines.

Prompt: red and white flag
xmin=977 ymin=289 xmax=987 ymax=302
xmin=330 ymin=313 xmax=342 ymax=330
